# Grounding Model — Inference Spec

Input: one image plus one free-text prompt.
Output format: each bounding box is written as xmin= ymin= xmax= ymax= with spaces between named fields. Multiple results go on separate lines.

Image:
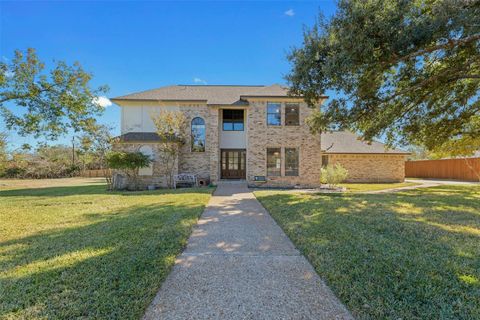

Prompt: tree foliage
xmin=105 ymin=151 xmax=151 ymax=190
xmin=151 ymin=110 xmax=188 ymax=144
xmin=152 ymin=111 xmax=187 ymax=188
xmin=1 ymin=144 xmax=79 ymax=179
xmin=0 ymin=132 xmax=7 ymax=173
xmin=77 ymin=125 xmax=115 ymax=169
xmin=0 ymin=48 xmax=109 ymax=139
xmin=287 ymin=0 xmax=480 ymax=155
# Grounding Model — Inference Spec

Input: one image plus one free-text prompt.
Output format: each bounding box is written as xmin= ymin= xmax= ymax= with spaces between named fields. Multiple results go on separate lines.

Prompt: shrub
xmin=105 ymin=151 xmax=151 ymax=190
xmin=1 ymin=167 xmax=26 ymax=178
xmin=320 ymin=163 xmax=349 ymax=188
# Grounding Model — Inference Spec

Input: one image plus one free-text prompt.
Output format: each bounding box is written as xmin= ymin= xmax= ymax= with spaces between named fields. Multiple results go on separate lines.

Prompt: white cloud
xmin=193 ymin=77 xmax=207 ymax=85
xmin=284 ymin=9 xmax=295 ymax=17
xmin=93 ymin=96 xmax=112 ymax=108
xmin=4 ymin=70 xmax=14 ymax=78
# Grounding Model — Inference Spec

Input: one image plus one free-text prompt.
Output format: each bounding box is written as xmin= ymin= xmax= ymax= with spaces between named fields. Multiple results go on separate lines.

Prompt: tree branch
xmin=385 ymin=33 xmax=480 ymax=66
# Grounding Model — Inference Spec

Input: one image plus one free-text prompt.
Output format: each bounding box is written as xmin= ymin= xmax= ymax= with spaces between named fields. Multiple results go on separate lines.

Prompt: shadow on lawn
xmin=0 ymin=184 xmax=211 ymax=197
xmin=0 ymin=200 xmax=206 ymax=319
xmin=256 ymin=185 xmax=480 ymax=319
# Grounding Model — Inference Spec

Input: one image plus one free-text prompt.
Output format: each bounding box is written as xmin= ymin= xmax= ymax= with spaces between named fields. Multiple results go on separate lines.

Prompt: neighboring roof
xmin=111 ymin=84 xmax=323 ymax=105
xmin=321 ymin=131 xmax=410 ymax=154
xmin=118 ymin=132 xmax=160 ymax=142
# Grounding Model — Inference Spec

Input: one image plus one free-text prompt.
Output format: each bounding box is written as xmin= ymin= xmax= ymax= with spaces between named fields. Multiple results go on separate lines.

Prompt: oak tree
xmin=287 ymin=0 xmax=480 ymax=155
xmin=0 ymin=48 xmax=109 ymax=139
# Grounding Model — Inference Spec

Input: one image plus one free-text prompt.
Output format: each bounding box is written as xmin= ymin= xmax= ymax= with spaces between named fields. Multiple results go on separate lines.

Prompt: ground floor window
xmin=267 ymin=148 xmax=281 ymax=176
xmin=285 ymin=148 xmax=299 ymax=176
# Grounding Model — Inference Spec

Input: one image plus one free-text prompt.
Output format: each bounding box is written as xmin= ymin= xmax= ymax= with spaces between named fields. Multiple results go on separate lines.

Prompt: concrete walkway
xmin=366 ymin=178 xmax=479 ymax=194
xmin=144 ymin=182 xmax=353 ymax=320
xmin=405 ymin=178 xmax=479 ymax=186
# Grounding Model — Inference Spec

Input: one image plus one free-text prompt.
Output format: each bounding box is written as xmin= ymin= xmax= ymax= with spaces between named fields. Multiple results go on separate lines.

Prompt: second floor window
xmin=267 ymin=102 xmax=281 ymax=126
xmin=223 ymin=109 xmax=244 ymax=131
xmin=191 ymin=117 xmax=206 ymax=152
xmin=285 ymin=104 xmax=299 ymax=126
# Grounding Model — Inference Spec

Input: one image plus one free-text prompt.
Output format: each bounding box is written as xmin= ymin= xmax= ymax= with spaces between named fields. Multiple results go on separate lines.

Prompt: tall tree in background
xmin=0 ymin=132 xmax=7 ymax=174
xmin=0 ymin=48 xmax=109 ymax=139
xmin=77 ymin=125 xmax=115 ymax=170
xmin=287 ymin=0 xmax=480 ymax=156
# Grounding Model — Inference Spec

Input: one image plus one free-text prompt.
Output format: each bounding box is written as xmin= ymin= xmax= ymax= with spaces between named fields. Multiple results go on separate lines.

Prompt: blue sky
xmin=0 ymin=0 xmax=336 ymax=149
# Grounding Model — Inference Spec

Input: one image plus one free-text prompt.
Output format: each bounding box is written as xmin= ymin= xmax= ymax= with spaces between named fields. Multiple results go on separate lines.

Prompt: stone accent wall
xmin=327 ymin=154 xmax=406 ymax=182
xmin=246 ymin=101 xmax=322 ymax=187
xmin=113 ymin=142 xmax=178 ymax=189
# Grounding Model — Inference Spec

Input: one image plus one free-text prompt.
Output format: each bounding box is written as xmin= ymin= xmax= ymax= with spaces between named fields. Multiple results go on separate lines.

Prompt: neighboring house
xmin=111 ymin=84 xmax=408 ymax=188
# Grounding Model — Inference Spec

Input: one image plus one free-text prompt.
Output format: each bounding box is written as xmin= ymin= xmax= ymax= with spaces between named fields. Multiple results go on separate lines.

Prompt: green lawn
xmin=255 ymin=185 xmax=480 ymax=320
xmin=340 ymin=182 xmax=419 ymax=192
xmin=0 ymin=181 xmax=213 ymax=319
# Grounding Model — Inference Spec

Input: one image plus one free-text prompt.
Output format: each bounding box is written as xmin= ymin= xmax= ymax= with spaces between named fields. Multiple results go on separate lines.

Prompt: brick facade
xmin=114 ymin=101 xmax=405 ymax=188
xmin=246 ymin=100 xmax=322 ymax=187
xmin=327 ymin=154 xmax=406 ymax=182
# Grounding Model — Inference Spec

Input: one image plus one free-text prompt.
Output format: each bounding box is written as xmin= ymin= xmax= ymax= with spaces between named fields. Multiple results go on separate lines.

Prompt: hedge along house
xmin=111 ymin=84 xmax=408 ymax=188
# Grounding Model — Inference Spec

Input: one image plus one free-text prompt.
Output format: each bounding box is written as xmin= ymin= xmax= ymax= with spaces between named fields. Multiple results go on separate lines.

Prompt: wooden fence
xmin=405 ymin=158 xmax=480 ymax=181
xmin=80 ymin=169 xmax=111 ymax=178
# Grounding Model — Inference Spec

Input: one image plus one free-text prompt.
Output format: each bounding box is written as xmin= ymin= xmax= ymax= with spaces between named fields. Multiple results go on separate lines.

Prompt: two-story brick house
xmin=111 ymin=84 xmax=408 ymax=188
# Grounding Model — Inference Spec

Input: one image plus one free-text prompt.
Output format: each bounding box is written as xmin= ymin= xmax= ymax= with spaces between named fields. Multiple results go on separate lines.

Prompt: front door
xmin=221 ymin=149 xmax=246 ymax=179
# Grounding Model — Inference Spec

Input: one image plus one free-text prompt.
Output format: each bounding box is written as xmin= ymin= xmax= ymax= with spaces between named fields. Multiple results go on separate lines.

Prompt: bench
xmin=173 ymin=173 xmax=197 ymax=189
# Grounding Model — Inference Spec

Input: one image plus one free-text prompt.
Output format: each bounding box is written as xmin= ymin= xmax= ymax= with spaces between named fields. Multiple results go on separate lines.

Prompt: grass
xmin=255 ymin=185 xmax=480 ymax=320
xmin=340 ymin=182 xmax=419 ymax=192
xmin=0 ymin=180 xmax=213 ymax=319
xmin=0 ymin=177 xmax=106 ymax=190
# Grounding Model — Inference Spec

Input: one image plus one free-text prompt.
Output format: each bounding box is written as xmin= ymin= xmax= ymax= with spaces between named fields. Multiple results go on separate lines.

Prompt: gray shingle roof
xmin=321 ymin=131 xmax=409 ymax=154
xmin=111 ymin=84 xmax=304 ymax=105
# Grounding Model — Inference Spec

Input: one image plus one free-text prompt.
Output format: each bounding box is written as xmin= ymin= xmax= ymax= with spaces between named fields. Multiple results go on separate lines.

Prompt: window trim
xmin=285 ymin=147 xmax=299 ymax=176
xmin=191 ymin=117 xmax=206 ymax=152
xmin=285 ymin=103 xmax=300 ymax=126
xmin=266 ymin=102 xmax=281 ymax=126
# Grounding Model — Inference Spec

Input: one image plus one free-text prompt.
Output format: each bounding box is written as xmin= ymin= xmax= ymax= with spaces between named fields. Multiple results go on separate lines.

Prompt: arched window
xmin=191 ymin=117 xmax=206 ymax=152
xmin=138 ymin=145 xmax=154 ymax=176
